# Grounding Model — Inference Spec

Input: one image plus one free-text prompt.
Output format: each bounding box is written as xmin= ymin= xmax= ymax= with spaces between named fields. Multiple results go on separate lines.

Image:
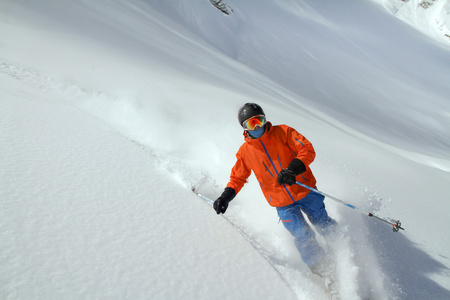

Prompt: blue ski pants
xmin=276 ymin=191 xmax=335 ymax=266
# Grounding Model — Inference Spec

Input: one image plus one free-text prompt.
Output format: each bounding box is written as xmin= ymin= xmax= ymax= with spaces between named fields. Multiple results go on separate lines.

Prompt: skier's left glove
xmin=277 ymin=158 xmax=306 ymax=186
xmin=213 ymin=187 xmax=236 ymax=214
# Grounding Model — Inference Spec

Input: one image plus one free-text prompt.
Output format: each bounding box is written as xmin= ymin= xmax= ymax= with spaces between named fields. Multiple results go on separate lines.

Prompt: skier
xmin=214 ymin=103 xmax=336 ymax=272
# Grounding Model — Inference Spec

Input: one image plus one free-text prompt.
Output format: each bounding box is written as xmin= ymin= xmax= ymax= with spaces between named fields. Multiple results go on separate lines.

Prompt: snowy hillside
xmin=376 ymin=0 xmax=450 ymax=44
xmin=1 ymin=0 xmax=450 ymax=299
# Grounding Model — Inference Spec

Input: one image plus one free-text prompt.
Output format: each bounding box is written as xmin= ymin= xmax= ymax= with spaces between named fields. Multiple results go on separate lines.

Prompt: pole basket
xmin=393 ymin=220 xmax=404 ymax=232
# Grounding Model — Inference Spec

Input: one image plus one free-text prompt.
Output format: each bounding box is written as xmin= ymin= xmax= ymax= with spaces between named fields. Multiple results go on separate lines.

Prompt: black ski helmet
xmin=238 ymin=103 xmax=265 ymax=127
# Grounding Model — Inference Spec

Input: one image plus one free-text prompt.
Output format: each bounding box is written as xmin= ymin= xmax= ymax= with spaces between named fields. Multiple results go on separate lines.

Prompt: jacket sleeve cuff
xmin=287 ymin=158 xmax=306 ymax=175
xmin=220 ymin=187 xmax=237 ymax=203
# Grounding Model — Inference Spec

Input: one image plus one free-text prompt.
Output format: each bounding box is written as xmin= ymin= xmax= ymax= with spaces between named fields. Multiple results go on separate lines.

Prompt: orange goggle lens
xmin=242 ymin=115 xmax=266 ymax=131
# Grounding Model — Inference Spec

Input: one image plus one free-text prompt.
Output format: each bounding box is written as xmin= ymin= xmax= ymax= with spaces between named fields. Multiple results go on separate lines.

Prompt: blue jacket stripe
xmin=263 ymin=162 xmax=274 ymax=177
xmin=295 ymin=138 xmax=304 ymax=147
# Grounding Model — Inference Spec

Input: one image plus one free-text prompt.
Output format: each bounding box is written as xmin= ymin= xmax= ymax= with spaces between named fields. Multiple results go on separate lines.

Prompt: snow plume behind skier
xmin=213 ymin=103 xmax=337 ymax=273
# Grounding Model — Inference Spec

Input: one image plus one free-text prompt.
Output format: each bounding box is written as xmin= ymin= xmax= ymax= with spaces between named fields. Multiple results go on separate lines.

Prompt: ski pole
xmin=193 ymin=190 xmax=214 ymax=204
xmin=295 ymin=181 xmax=404 ymax=232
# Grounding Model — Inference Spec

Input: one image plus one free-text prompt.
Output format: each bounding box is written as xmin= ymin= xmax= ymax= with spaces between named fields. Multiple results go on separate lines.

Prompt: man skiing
xmin=214 ymin=103 xmax=336 ymax=271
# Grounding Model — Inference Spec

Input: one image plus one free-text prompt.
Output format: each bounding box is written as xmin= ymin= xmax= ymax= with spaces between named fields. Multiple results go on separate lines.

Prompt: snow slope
xmin=0 ymin=72 xmax=298 ymax=299
xmin=1 ymin=0 xmax=450 ymax=299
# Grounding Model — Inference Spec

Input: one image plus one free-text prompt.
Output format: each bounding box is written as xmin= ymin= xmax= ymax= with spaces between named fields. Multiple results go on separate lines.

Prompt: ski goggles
xmin=242 ymin=115 xmax=266 ymax=131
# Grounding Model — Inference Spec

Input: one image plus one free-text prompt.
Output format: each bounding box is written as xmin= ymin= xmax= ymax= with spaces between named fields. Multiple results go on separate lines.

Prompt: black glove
xmin=213 ymin=187 xmax=236 ymax=214
xmin=277 ymin=159 xmax=306 ymax=186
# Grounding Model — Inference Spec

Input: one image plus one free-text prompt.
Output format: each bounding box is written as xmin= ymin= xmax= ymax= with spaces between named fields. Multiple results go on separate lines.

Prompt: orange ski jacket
xmin=226 ymin=122 xmax=317 ymax=207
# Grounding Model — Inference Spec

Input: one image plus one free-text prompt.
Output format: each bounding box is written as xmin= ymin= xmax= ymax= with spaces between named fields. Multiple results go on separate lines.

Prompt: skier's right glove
xmin=213 ymin=187 xmax=236 ymax=214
